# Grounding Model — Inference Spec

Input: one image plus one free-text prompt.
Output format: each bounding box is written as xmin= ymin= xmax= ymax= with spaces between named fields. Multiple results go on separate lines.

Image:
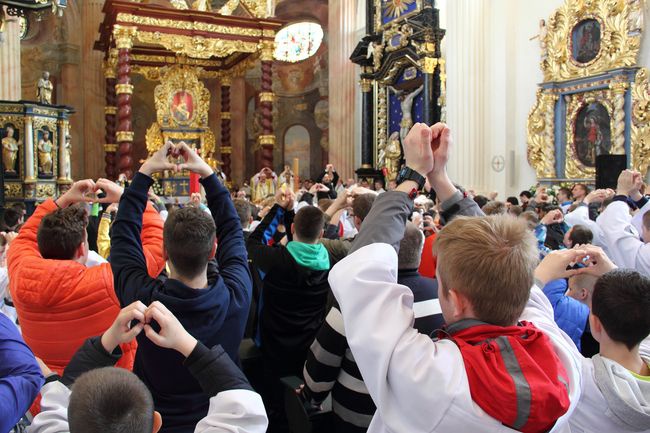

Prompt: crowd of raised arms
xmin=0 ymin=123 xmax=648 ymax=433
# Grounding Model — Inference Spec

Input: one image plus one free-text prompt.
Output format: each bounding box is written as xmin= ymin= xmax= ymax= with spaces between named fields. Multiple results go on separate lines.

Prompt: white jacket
xmin=597 ymin=201 xmax=650 ymax=276
xmin=569 ymin=349 xmax=650 ymax=433
xmin=329 ymin=243 xmax=582 ymax=433
xmin=27 ymin=381 xmax=268 ymax=433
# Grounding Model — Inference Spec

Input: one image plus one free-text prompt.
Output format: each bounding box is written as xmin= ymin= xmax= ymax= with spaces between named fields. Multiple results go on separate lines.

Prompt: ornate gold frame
xmin=542 ymin=0 xmax=644 ymax=82
xmin=527 ymin=90 xmax=559 ymax=179
xmin=631 ymin=68 xmax=650 ymax=175
xmin=33 ymin=117 xmax=59 ymax=180
xmin=0 ymin=115 xmax=25 ymax=179
xmin=564 ymin=89 xmax=615 ymax=179
xmin=374 ymin=0 xmax=423 ymax=32
xmin=154 ymin=65 xmax=210 ymax=129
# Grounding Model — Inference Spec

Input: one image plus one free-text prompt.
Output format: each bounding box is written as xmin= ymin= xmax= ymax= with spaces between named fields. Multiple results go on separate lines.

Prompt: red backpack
xmin=441 ymin=319 xmax=570 ymax=433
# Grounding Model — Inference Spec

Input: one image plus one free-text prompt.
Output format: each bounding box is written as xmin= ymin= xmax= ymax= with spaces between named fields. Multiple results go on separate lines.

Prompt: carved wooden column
xmin=257 ymin=42 xmax=275 ymax=169
xmin=360 ymin=71 xmax=375 ymax=169
xmin=104 ymin=58 xmax=118 ymax=180
xmin=113 ymin=26 xmax=137 ymax=179
xmin=220 ymin=76 xmax=232 ymax=183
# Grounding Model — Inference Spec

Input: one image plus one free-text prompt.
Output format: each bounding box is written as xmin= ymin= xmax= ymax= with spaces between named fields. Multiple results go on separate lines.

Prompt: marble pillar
xmin=82 ymin=0 xmax=109 ymax=180
xmin=0 ymin=7 xmax=21 ymax=100
xmin=24 ymin=116 xmax=35 ymax=181
xmin=220 ymin=77 xmax=232 ymax=182
xmin=113 ymin=26 xmax=137 ymax=179
xmin=258 ymin=42 xmax=275 ymax=169
xmin=328 ymin=0 xmax=357 ymax=178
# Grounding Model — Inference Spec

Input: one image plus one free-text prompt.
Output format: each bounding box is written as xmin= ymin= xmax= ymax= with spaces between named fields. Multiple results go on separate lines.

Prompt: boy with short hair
xmin=27 ymin=301 xmax=267 ymax=433
xmin=110 ymin=142 xmax=252 ymax=432
xmin=328 ymin=123 xmax=581 ymax=432
xmin=536 ymin=247 xmax=650 ymax=432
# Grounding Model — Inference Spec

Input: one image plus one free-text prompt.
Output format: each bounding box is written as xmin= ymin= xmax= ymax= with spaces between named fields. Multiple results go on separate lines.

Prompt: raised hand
xmin=55 ymin=179 xmax=97 ymax=208
xmin=95 ymin=178 xmax=124 ymax=204
xmin=426 ymin=123 xmax=456 ymax=202
xmin=143 ymin=301 xmax=197 ymax=358
xmin=540 ymin=209 xmax=563 ymax=225
xmin=402 ymin=123 xmax=434 ymax=177
xmin=140 ymin=141 xmax=179 ymax=177
xmin=617 ymin=169 xmax=639 ymax=197
xmin=575 ymin=245 xmax=617 ymax=277
xmin=534 ymin=248 xmax=588 ymax=286
xmin=176 ymin=142 xmax=213 ymax=178
xmin=100 ymin=301 xmax=147 ymax=353
xmin=276 ymin=188 xmax=296 ymax=210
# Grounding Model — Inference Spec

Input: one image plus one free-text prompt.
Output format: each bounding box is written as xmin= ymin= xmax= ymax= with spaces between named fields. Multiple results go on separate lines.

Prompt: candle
xmin=293 ymin=158 xmax=300 ymax=192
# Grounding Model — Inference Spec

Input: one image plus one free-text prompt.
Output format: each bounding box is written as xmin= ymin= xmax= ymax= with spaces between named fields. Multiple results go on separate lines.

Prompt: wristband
xmin=44 ymin=373 xmax=62 ymax=385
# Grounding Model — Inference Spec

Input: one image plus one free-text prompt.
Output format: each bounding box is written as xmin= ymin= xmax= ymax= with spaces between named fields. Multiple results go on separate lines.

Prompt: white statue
xmin=389 ymin=84 xmax=424 ymax=142
xmin=63 ymin=134 xmax=72 ymax=179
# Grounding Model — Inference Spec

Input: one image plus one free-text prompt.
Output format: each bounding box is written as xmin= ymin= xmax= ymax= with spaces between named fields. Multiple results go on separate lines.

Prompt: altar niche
xmin=351 ymin=0 xmax=445 ymax=185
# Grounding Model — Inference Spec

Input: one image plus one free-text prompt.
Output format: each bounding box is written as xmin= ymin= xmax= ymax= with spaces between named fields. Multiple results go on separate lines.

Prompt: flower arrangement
xmin=528 ymin=183 xmax=574 ymax=204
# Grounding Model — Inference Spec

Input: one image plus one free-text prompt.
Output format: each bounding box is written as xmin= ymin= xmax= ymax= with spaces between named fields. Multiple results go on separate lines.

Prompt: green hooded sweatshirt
xmin=286 ymin=241 xmax=330 ymax=271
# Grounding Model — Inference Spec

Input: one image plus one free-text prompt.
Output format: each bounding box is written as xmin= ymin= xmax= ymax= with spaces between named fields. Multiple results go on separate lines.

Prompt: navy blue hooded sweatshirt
xmin=111 ymin=172 xmax=252 ymax=433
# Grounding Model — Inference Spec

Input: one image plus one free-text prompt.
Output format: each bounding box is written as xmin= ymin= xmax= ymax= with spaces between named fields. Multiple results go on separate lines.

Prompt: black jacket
xmin=246 ymin=204 xmax=331 ymax=377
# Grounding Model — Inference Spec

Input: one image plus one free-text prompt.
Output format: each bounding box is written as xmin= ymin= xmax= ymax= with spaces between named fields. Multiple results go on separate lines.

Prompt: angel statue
xmin=389 ymin=84 xmax=424 ymax=142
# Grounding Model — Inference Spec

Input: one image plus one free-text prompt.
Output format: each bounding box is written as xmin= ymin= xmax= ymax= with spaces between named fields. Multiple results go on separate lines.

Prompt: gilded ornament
xmin=145 ymin=124 xmax=164 ymax=155
xmin=258 ymin=134 xmax=276 ymax=146
xmin=631 ymin=68 xmax=650 ymax=175
xmin=221 ymin=76 xmax=233 ymax=87
xmin=527 ymin=90 xmax=558 ymax=178
xmin=421 ymin=57 xmax=438 ymax=74
xmin=0 ymin=106 xmax=24 ymax=114
xmin=259 ymin=92 xmax=274 ymax=103
xmin=220 ymin=146 xmax=233 ymax=154
xmin=135 ymin=31 xmax=259 ymax=59
xmin=36 ymin=183 xmax=55 ymax=199
xmin=104 ymin=106 xmax=118 ymax=115
xmin=115 ymin=84 xmax=134 ymax=95
xmin=542 ymin=0 xmax=643 ymax=82
xmin=154 ymin=65 xmax=210 ymax=129
xmin=218 ymin=0 xmax=239 ymax=15
xmin=384 ymin=24 xmax=413 ymax=53
xmin=360 ymin=78 xmax=373 ymax=93
xmin=104 ymin=144 xmax=118 ymax=152
xmin=4 ymin=183 xmax=22 ymax=198
xmin=113 ymin=25 xmax=138 ymax=50
xmin=610 ymin=80 xmax=629 ymax=154
xmin=117 ymin=131 xmax=135 ymax=142
xmin=259 ymin=40 xmax=276 ymax=62
xmin=376 ymin=86 xmax=388 ymax=166
xmin=221 ymin=112 xmax=232 ymax=120
xmin=116 ymin=13 xmax=264 ymax=38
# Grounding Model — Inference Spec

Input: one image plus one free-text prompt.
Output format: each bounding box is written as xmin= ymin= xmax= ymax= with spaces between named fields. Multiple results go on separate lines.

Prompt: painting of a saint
xmin=171 ymin=91 xmax=194 ymax=124
xmin=574 ymin=102 xmax=611 ymax=167
xmin=572 ymin=19 xmax=601 ymax=64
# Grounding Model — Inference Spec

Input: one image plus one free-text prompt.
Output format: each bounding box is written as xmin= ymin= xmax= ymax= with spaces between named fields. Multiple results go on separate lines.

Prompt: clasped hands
xmin=140 ymin=140 xmax=213 ymax=179
xmin=101 ymin=300 xmax=197 ymax=358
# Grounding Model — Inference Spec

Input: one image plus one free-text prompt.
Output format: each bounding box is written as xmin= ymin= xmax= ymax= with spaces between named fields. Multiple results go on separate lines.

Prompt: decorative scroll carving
xmin=631 ymin=68 xmax=650 ymax=175
xmin=135 ymin=31 xmax=259 ymax=59
xmin=527 ymin=90 xmax=558 ymax=178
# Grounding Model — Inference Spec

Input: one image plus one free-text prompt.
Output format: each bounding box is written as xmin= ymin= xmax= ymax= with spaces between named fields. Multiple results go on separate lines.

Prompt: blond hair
xmin=433 ymin=215 xmax=539 ymax=326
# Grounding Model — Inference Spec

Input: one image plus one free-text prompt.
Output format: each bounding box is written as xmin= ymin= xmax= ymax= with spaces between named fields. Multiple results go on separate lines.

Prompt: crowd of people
xmin=0 ymin=123 xmax=649 ymax=433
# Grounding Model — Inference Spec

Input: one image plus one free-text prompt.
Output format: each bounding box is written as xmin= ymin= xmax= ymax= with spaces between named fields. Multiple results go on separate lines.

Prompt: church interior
xmin=2 ymin=1 xmax=650 ymax=433
xmin=0 ymin=0 xmax=647 ymax=204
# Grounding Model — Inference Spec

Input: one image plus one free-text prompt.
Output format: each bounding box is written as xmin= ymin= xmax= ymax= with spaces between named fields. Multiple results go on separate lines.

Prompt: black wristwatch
xmin=396 ymin=166 xmax=426 ymax=191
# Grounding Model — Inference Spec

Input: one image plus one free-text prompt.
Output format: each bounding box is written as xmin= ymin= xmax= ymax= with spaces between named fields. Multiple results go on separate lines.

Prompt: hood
xmin=592 ymin=354 xmax=650 ymax=431
xmin=286 ymin=241 xmax=330 ymax=271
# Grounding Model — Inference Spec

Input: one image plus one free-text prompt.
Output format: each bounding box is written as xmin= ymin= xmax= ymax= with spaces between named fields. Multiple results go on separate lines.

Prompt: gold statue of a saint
xmin=38 ymin=130 xmax=54 ymax=175
xmin=2 ymin=125 xmax=19 ymax=173
xmin=384 ymin=131 xmax=403 ymax=182
xmin=37 ymin=72 xmax=54 ymax=105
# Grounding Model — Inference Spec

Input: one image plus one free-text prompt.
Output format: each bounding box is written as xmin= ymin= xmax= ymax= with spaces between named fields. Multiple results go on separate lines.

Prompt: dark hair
xmin=233 ymin=199 xmax=252 ymax=228
xmin=11 ymin=202 xmax=26 ymax=212
xmin=569 ymin=224 xmax=593 ymax=246
xmin=592 ymin=269 xmax=650 ymax=350
xmin=519 ymin=191 xmax=533 ymax=199
xmin=558 ymin=187 xmax=572 ymax=200
xmin=294 ymin=206 xmax=325 ymax=243
xmin=506 ymin=197 xmax=519 ymax=206
xmin=508 ymin=205 xmax=523 ymax=217
xmin=482 ymin=201 xmax=506 ymax=216
xmin=352 ymin=194 xmax=376 ymax=222
xmin=473 ymin=195 xmax=489 ymax=209
xmin=37 ymin=205 xmax=88 ymax=260
xmin=69 ymin=367 xmax=154 ymax=433
xmin=164 ymin=207 xmax=216 ymax=279
xmin=572 ymin=183 xmax=590 ymax=195
xmin=2 ymin=207 xmax=22 ymax=230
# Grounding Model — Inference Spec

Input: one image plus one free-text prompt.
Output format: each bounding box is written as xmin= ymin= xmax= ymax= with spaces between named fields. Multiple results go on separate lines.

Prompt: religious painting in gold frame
xmin=564 ymin=89 xmax=615 ymax=179
xmin=154 ymin=65 xmax=210 ymax=129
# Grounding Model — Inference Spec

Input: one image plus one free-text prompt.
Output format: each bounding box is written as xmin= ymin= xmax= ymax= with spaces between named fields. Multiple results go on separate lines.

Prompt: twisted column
xmin=610 ymin=82 xmax=628 ymax=155
xmin=113 ymin=26 xmax=137 ymax=179
xmin=220 ymin=76 xmax=232 ymax=182
xmin=257 ymin=42 xmax=275 ymax=169
xmin=104 ymin=61 xmax=118 ymax=180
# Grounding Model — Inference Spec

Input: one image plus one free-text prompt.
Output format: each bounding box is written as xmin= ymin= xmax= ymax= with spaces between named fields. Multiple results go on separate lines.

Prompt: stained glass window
xmin=274 ymin=22 xmax=323 ymax=63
